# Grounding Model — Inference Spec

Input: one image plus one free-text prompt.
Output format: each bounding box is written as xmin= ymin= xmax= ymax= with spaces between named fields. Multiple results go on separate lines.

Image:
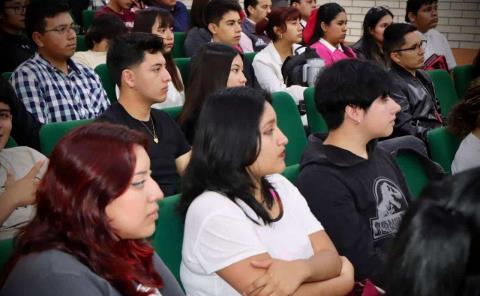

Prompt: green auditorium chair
xmin=271 ymin=91 xmax=307 ymax=166
xmin=39 ymin=119 xmax=93 ymax=156
xmin=244 ymin=52 xmax=256 ymax=65
xmin=282 ymin=163 xmax=300 ymax=183
xmin=0 ymin=239 xmax=14 ymax=272
xmin=1 ymin=72 xmax=12 ymax=80
xmin=76 ymin=34 xmax=87 ymax=52
xmin=94 ymin=63 xmax=117 ymax=103
xmin=452 ymin=64 xmax=473 ymax=99
xmin=427 ymin=126 xmax=461 ymax=174
xmin=5 ymin=137 xmax=17 ymax=148
xmin=394 ymin=150 xmax=430 ymax=199
xmin=304 ymin=87 xmax=328 ymax=134
xmin=427 ymin=69 xmax=459 ymax=117
xmin=82 ymin=9 xmax=95 ymax=31
xmin=174 ymin=57 xmax=190 ymax=89
xmin=163 ymin=106 xmax=182 ymax=120
xmin=152 ymin=194 xmax=184 ymax=288
xmin=172 ymin=32 xmax=186 ymax=58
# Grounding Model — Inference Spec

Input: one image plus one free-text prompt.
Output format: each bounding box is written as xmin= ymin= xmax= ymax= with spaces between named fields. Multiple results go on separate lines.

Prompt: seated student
xmin=10 ymin=0 xmax=109 ymax=124
xmin=448 ymin=86 xmax=480 ymax=174
xmin=98 ymin=33 xmax=190 ymax=197
xmin=296 ymin=59 xmax=411 ymax=287
xmin=133 ymin=7 xmax=185 ymax=109
xmin=0 ymin=0 xmax=35 ymax=73
xmin=384 ymin=168 xmax=480 ymax=296
xmin=72 ymin=13 xmax=127 ymax=69
xmin=179 ymin=86 xmax=354 ymax=296
xmin=183 ymin=0 xmax=212 ymax=57
xmin=384 ymin=23 xmax=442 ymax=140
xmin=0 ymin=78 xmax=46 ymax=240
xmin=352 ymin=6 xmax=393 ymax=68
xmin=252 ymin=7 xmax=306 ymax=103
xmin=290 ymin=0 xmax=316 ymax=28
xmin=0 ymin=123 xmax=185 ymax=296
xmin=94 ymin=0 xmax=136 ymax=29
xmin=146 ymin=0 xmax=189 ymax=32
xmin=303 ymin=3 xmax=356 ymax=66
xmin=241 ymin=0 xmax=271 ymax=51
xmin=177 ymin=43 xmax=246 ymax=144
xmin=405 ymin=0 xmax=456 ymax=70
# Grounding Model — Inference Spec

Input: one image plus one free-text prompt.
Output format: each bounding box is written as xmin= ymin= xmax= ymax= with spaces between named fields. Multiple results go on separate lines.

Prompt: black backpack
xmin=281 ymin=46 xmax=321 ymax=87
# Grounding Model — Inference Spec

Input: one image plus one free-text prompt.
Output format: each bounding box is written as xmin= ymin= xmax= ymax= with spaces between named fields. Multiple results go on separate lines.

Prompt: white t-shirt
xmin=0 ymin=146 xmax=47 ymax=239
xmin=451 ymin=132 xmax=480 ymax=174
xmin=423 ymin=29 xmax=457 ymax=70
xmin=72 ymin=50 xmax=107 ymax=70
xmin=180 ymin=174 xmax=323 ymax=296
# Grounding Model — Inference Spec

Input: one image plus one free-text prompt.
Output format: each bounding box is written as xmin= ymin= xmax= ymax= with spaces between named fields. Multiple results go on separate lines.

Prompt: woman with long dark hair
xmin=351 ymin=6 xmax=393 ymax=67
xmin=179 ymin=87 xmax=354 ymax=296
xmin=133 ymin=7 xmax=185 ymax=109
xmin=177 ymin=43 xmax=247 ymax=144
xmin=0 ymin=123 xmax=184 ymax=296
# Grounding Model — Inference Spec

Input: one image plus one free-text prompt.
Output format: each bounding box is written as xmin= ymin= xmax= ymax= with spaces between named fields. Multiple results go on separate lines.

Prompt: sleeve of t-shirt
xmin=161 ymin=112 xmax=190 ymax=157
xmin=192 ymin=201 xmax=267 ymax=274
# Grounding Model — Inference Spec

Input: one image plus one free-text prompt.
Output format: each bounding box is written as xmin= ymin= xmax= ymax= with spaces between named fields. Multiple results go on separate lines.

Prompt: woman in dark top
xmin=0 ymin=123 xmax=184 ymax=296
xmin=352 ymin=6 xmax=393 ymax=67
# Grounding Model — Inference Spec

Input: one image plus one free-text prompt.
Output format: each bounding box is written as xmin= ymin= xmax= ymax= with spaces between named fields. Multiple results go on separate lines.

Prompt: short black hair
xmin=244 ymin=0 xmax=259 ymax=17
xmin=383 ymin=23 xmax=418 ymax=56
xmin=107 ymin=32 xmax=164 ymax=87
xmin=204 ymin=0 xmax=242 ymax=26
xmin=25 ymin=0 xmax=70 ymax=39
xmin=0 ymin=76 xmax=16 ymax=114
xmin=405 ymin=0 xmax=437 ymax=22
xmin=314 ymin=59 xmax=391 ymax=130
xmin=306 ymin=2 xmax=345 ymax=46
xmin=85 ymin=14 xmax=127 ymax=50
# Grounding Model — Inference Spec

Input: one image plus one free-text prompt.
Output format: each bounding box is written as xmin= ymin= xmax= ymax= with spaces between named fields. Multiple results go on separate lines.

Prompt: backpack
xmin=281 ymin=46 xmax=321 ymax=87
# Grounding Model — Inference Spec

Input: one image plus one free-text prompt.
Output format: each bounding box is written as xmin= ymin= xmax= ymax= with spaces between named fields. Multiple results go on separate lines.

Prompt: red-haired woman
xmin=0 ymin=123 xmax=184 ymax=296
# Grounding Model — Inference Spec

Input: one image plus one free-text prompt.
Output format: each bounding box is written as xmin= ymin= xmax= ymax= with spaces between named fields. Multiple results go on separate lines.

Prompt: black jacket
xmin=389 ymin=63 xmax=442 ymax=139
xmin=296 ymin=134 xmax=411 ymax=287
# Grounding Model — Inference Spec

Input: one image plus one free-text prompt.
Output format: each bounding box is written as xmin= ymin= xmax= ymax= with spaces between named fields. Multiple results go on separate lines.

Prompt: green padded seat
xmin=304 ymin=87 xmax=328 ymax=134
xmin=282 ymin=163 xmax=300 ymax=183
xmin=0 ymin=239 xmax=14 ymax=273
xmin=427 ymin=69 xmax=459 ymax=117
xmin=39 ymin=119 xmax=93 ymax=156
xmin=244 ymin=52 xmax=256 ymax=65
xmin=94 ymin=63 xmax=117 ymax=103
xmin=172 ymin=32 xmax=186 ymax=58
xmin=1 ymin=72 xmax=12 ymax=80
xmin=452 ymin=64 xmax=473 ymax=99
xmin=152 ymin=194 xmax=184 ymax=288
xmin=76 ymin=34 xmax=87 ymax=52
xmin=426 ymin=126 xmax=461 ymax=174
xmin=162 ymin=106 xmax=182 ymax=120
xmin=394 ymin=150 xmax=430 ymax=199
xmin=271 ymin=91 xmax=307 ymax=166
xmin=82 ymin=9 xmax=95 ymax=31
xmin=174 ymin=57 xmax=190 ymax=89
xmin=5 ymin=137 xmax=17 ymax=148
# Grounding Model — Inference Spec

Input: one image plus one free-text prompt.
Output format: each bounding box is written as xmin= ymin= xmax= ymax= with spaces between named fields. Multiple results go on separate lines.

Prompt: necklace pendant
xmin=154 ymin=137 xmax=159 ymax=144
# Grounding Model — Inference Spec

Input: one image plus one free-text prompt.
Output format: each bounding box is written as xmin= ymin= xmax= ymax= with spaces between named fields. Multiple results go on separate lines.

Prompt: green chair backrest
xmin=1 ymin=72 xmax=12 ymax=80
xmin=304 ymin=87 xmax=328 ymax=134
xmin=39 ymin=119 xmax=93 ymax=156
xmin=163 ymin=106 xmax=182 ymax=120
xmin=152 ymin=194 xmax=184 ymax=287
xmin=174 ymin=57 xmax=190 ymax=89
xmin=271 ymin=91 xmax=307 ymax=166
xmin=452 ymin=64 xmax=473 ymax=99
xmin=94 ymin=63 xmax=117 ymax=103
xmin=426 ymin=126 xmax=461 ymax=174
xmin=244 ymin=52 xmax=256 ymax=65
xmin=76 ymin=35 xmax=87 ymax=52
xmin=282 ymin=163 xmax=300 ymax=183
xmin=427 ymin=69 xmax=459 ymax=117
xmin=82 ymin=9 xmax=95 ymax=31
xmin=0 ymin=239 xmax=14 ymax=273
xmin=172 ymin=32 xmax=186 ymax=59
xmin=5 ymin=137 xmax=17 ymax=148
xmin=394 ymin=150 xmax=430 ymax=199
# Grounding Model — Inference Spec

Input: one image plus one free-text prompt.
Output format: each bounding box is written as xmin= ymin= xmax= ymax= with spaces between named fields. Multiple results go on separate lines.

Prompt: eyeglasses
xmin=43 ymin=24 xmax=81 ymax=35
xmin=392 ymin=40 xmax=427 ymax=53
xmin=4 ymin=5 xmax=28 ymax=15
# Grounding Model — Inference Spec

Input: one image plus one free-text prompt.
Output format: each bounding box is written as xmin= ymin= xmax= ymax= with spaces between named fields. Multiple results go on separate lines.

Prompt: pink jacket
xmin=310 ymin=41 xmax=357 ymax=66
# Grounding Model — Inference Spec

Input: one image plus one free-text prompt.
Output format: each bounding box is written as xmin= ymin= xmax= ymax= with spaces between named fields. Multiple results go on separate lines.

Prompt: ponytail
xmin=448 ymin=86 xmax=480 ymax=137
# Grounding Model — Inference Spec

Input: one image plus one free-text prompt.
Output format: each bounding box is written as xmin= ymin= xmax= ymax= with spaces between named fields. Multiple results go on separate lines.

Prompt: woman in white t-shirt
xmin=178 ymin=87 xmax=354 ymax=296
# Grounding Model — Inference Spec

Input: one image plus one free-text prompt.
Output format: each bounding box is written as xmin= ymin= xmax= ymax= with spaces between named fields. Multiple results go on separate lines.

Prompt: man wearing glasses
xmin=9 ymin=0 xmax=109 ymax=124
xmin=0 ymin=0 xmax=35 ymax=73
xmin=383 ymin=23 xmax=442 ymax=142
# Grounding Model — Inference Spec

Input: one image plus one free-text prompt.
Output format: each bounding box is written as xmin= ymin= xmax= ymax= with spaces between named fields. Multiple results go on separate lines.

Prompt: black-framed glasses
xmin=4 ymin=5 xmax=27 ymax=15
xmin=43 ymin=24 xmax=81 ymax=35
xmin=392 ymin=40 xmax=427 ymax=53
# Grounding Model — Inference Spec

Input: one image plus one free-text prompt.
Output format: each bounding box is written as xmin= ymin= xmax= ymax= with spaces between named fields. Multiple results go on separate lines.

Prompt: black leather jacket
xmin=389 ymin=63 xmax=443 ymax=139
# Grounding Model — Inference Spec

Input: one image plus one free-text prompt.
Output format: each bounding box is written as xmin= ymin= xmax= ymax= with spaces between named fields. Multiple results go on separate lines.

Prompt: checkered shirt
xmin=10 ymin=53 xmax=110 ymax=124
xmin=90 ymin=0 xmax=106 ymax=10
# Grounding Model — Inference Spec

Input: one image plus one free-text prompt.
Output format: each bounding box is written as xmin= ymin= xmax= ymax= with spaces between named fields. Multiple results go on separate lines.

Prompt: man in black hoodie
xmin=296 ymin=59 xmax=411 ymax=287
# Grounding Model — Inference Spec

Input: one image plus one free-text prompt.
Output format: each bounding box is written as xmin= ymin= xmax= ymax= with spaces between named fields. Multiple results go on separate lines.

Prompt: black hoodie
xmin=296 ymin=134 xmax=411 ymax=287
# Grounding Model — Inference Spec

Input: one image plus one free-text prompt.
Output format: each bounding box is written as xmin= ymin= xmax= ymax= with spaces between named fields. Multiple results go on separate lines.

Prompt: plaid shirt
xmin=10 ymin=53 xmax=110 ymax=124
xmin=90 ymin=0 xmax=106 ymax=10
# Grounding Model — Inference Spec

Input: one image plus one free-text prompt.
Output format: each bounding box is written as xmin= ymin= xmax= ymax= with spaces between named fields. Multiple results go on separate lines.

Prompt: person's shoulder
xmin=187 ymin=191 xmax=244 ymax=220
xmin=96 ymin=102 xmax=123 ymax=122
xmin=15 ymin=250 xmax=91 ymax=276
xmin=175 ymin=1 xmax=187 ymax=9
xmin=151 ymin=108 xmax=177 ymax=126
xmin=3 ymin=146 xmax=46 ymax=161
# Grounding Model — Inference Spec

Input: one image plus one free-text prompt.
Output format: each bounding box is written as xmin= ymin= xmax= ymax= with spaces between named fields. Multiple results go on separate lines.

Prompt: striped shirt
xmin=10 ymin=53 xmax=110 ymax=124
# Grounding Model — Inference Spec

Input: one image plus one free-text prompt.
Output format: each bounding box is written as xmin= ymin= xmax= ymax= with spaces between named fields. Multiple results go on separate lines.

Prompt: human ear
xmin=32 ymin=32 xmax=44 ymax=48
xmin=345 ymin=105 xmax=363 ymax=125
xmin=122 ymin=69 xmax=136 ymax=89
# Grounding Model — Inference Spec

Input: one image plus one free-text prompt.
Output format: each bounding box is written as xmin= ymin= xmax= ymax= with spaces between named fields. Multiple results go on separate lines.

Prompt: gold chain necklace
xmin=139 ymin=117 xmax=159 ymax=143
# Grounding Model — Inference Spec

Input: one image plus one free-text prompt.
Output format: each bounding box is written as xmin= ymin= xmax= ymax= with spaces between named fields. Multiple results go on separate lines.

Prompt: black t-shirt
xmin=97 ymin=102 xmax=190 ymax=196
xmin=0 ymin=30 xmax=35 ymax=73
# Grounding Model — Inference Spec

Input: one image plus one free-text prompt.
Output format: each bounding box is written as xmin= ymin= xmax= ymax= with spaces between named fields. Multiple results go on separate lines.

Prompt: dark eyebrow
xmin=134 ymin=170 xmax=148 ymax=176
xmin=0 ymin=108 xmax=11 ymax=112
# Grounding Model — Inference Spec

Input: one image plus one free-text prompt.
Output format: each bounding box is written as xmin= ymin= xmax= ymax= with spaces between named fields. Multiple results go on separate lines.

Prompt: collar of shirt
xmin=319 ymin=38 xmax=343 ymax=53
xmin=33 ymin=53 xmax=82 ymax=75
